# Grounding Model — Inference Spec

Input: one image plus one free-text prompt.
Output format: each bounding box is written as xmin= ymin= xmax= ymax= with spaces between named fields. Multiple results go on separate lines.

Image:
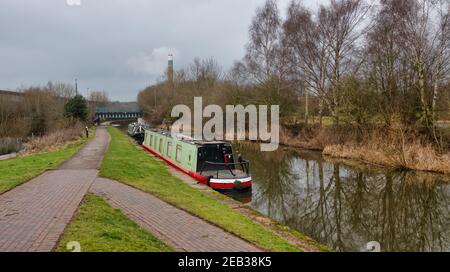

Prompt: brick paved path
xmin=91 ymin=178 xmax=262 ymax=252
xmin=0 ymin=127 xmax=110 ymax=252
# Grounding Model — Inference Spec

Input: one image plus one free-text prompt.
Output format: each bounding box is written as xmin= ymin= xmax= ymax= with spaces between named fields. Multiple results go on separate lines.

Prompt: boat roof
xmin=146 ymin=128 xmax=230 ymax=146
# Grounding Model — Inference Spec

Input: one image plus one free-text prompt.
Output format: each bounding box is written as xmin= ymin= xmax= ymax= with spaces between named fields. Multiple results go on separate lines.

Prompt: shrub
xmin=0 ymin=138 xmax=23 ymax=155
xmin=64 ymin=95 xmax=88 ymax=121
xmin=25 ymin=123 xmax=84 ymax=153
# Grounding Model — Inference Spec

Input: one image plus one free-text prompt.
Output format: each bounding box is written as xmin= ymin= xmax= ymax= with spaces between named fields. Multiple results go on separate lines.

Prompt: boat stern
xmin=209 ymin=176 xmax=252 ymax=190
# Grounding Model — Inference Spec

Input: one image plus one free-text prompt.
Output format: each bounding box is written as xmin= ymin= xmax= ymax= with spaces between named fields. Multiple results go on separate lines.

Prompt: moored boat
xmin=142 ymin=129 xmax=252 ymax=190
xmin=128 ymin=122 xmax=149 ymax=144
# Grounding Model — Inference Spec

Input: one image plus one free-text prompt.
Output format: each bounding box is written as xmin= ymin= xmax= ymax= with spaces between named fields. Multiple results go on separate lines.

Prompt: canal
xmin=232 ymin=142 xmax=450 ymax=252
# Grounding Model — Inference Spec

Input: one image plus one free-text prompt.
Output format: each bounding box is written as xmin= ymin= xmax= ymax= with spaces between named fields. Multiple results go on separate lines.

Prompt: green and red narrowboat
xmin=142 ymin=129 xmax=252 ymax=190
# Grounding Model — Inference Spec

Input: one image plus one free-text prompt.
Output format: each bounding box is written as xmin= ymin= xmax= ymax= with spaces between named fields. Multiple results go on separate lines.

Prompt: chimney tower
xmin=168 ymin=53 xmax=174 ymax=84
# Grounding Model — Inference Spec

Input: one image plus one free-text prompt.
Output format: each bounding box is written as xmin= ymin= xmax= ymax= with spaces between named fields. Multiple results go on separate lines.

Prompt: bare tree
xmin=46 ymin=81 xmax=76 ymax=98
xmin=89 ymin=91 xmax=109 ymax=106
xmin=367 ymin=0 xmax=450 ymax=143
xmin=283 ymin=0 xmax=371 ymax=125
xmin=365 ymin=1 xmax=405 ymax=126
xmin=244 ymin=0 xmax=282 ymax=84
xmin=283 ymin=1 xmax=329 ymax=125
xmin=318 ymin=0 xmax=371 ymax=124
xmin=188 ymin=57 xmax=222 ymax=86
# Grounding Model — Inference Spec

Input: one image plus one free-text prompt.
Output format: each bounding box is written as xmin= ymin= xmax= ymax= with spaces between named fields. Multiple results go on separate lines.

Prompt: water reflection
xmin=235 ymin=143 xmax=450 ymax=252
xmin=221 ymin=189 xmax=252 ymax=204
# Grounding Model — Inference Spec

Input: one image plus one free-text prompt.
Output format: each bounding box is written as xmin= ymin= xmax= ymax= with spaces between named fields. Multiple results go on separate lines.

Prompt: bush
xmin=64 ymin=95 xmax=88 ymax=121
xmin=0 ymin=138 xmax=23 ymax=155
xmin=25 ymin=123 xmax=84 ymax=153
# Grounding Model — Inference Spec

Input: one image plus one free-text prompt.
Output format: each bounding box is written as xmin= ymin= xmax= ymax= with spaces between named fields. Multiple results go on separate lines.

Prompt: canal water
xmin=232 ymin=143 xmax=450 ymax=252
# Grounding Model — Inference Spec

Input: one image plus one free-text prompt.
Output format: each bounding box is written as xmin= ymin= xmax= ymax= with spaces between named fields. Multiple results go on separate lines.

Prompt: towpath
xmin=0 ymin=127 xmax=109 ymax=252
xmin=0 ymin=127 xmax=261 ymax=252
xmin=91 ymin=178 xmax=261 ymax=252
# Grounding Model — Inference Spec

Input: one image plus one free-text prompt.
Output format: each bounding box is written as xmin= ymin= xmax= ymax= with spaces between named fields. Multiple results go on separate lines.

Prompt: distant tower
xmin=167 ymin=54 xmax=174 ymax=84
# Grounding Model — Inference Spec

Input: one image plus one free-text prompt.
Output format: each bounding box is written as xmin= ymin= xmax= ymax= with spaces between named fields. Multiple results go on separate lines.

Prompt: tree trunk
xmin=319 ymin=99 xmax=323 ymax=127
xmin=417 ymin=61 xmax=431 ymax=128
xmin=305 ymin=87 xmax=309 ymax=126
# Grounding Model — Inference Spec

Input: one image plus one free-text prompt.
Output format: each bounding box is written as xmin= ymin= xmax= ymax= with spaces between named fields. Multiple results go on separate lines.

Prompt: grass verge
xmin=0 ymin=135 xmax=90 ymax=194
xmin=100 ymin=127 xmax=306 ymax=252
xmin=56 ymin=194 xmax=172 ymax=252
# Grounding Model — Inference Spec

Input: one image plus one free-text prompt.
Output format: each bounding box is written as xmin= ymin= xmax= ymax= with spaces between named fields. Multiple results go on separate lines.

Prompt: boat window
xmin=167 ymin=142 xmax=172 ymax=157
xmin=196 ymin=144 xmax=236 ymax=172
xmin=175 ymin=145 xmax=182 ymax=163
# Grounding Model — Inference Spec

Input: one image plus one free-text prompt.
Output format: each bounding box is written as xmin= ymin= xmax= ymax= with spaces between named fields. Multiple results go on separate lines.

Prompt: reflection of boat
xmin=142 ymin=129 xmax=252 ymax=190
xmin=221 ymin=189 xmax=252 ymax=204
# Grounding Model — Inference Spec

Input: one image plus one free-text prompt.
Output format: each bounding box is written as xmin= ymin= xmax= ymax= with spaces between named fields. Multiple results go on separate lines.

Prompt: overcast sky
xmin=0 ymin=0 xmax=322 ymax=101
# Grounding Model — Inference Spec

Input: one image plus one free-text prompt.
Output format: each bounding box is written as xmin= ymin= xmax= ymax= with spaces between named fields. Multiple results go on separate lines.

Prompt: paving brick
xmin=0 ymin=170 xmax=98 ymax=252
xmin=0 ymin=127 xmax=110 ymax=252
xmin=91 ymin=178 xmax=262 ymax=252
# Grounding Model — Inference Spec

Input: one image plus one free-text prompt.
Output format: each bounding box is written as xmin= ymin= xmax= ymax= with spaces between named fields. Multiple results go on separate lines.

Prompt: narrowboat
xmin=128 ymin=122 xmax=149 ymax=144
xmin=142 ymin=129 xmax=252 ymax=190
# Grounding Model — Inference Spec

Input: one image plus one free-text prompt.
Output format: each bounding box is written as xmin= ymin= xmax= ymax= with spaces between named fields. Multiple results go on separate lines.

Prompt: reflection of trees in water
xmin=356 ymin=172 xmax=450 ymax=252
xmin=242 ymin=145 xmax=450 ymax=252
xmin=242 ymin=146 xmax=298 ymax=222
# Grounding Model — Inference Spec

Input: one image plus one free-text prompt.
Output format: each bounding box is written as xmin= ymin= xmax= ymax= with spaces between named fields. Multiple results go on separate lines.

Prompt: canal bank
xmin=278 ymin=126 xmax=450 ymax=175
xmin=99 ymin=127 xmax=329 ymax=252
xmin=0 ymin=131 xmax=93 ymax=194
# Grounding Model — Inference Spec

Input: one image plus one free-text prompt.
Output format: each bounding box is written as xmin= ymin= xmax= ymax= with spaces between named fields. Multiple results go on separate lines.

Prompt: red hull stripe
xmin=141 ymin=144 xmax=251 ymax=189
xmin=210 ymin=181 xmax=252 ymax=190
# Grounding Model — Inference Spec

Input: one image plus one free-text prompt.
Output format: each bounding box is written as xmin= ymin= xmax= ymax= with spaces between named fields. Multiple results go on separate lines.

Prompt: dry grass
xmin=279 ymin=124 xmax=450 ymax=174
xmin=323 ymin=130 xmax=450 ymax=174
xmin=25 ymin=123 xmax=86 ymax=153
xmin=279 ymin=126 xmax=335 ymax=150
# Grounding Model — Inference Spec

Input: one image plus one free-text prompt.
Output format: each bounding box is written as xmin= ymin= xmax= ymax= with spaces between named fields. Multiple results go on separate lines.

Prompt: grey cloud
xmin=0 ymin=0 xmax=322 ymax=101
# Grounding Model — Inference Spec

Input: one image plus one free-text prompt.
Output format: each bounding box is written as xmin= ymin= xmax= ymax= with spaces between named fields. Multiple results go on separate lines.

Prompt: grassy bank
xmin=100 ymin=127 xmax=315 ymax=252
xmin=56 ymin=194 xmax=172 ymax=252
xmin=0 ymin=135 xmax=90 ymax=194
xmin=280 ymin=125 xmax=450 ymax=175
xmin=323 ymin=141 xmax=450 ymax=174
xmin=24 ymin=123 xmax=88 ymax=154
